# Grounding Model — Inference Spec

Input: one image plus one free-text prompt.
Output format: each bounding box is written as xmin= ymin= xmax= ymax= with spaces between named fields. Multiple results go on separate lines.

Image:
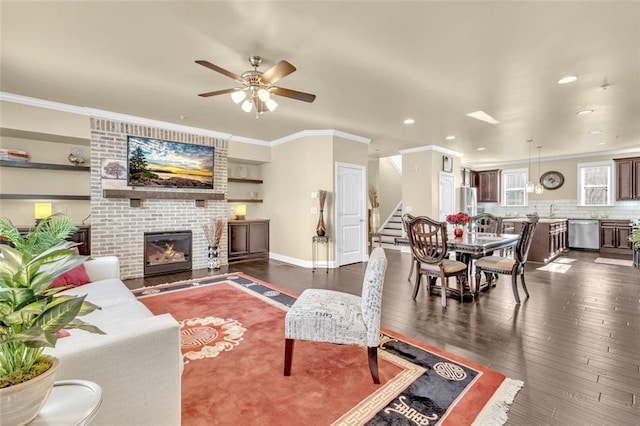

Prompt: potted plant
xmin=0 ymin=216 xmax=104 ymax=425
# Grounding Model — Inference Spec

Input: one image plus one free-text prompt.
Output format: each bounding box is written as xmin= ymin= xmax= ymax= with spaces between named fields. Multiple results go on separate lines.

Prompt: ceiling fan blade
xmin=260 ymin=60 xmax=296 ymax=85
xmin=271 ymin=87 xmax=316 ymax=103
xmin=197 ymin=88 xmax=238 ymax=97
xmin=195 ymin=60 xmax=244 ymax=83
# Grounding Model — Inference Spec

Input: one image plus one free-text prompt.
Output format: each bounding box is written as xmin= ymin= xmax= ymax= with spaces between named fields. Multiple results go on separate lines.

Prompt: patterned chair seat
xmin=419 ymin=259 xmax=468 ymax=274
xmin=285 ymin=289 xmax=368 ymax=346
xmin=474 ymin=256 xmax=517 ymax=272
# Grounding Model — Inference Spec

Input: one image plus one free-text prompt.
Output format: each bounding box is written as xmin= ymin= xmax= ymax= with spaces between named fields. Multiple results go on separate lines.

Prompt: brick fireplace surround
xmin=90 ymin=118 xmax=228 ymax=279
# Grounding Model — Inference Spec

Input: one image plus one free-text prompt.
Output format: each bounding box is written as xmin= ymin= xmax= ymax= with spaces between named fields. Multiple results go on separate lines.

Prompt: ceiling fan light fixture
xmin=231 ymin=90 xmax=246 ymax=104
xmin=257 ymin=88 xmax=271 ymax=102
xmin=241 ymin=99 xmax=253 ymax=113
xmin=265 ymin=98 xmax=278 ymax=112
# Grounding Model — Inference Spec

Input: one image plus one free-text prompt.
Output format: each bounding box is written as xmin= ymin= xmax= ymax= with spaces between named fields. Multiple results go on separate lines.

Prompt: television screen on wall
xmin=127 ymin=136 xmax=214 ymax=189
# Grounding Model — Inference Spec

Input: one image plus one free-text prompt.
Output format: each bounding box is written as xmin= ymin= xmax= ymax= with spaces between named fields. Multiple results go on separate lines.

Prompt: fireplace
xmin=144 ymin=231 xmax=192 ymax=276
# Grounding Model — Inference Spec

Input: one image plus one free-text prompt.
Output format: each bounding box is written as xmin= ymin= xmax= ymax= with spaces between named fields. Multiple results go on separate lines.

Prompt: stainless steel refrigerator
xmin=458 ymin=187 xmax=477 ymax=217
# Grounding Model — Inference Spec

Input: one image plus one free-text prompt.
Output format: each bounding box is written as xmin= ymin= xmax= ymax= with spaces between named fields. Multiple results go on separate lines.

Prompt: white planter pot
xmin=0 ymin=358 xmax=59 ymax=426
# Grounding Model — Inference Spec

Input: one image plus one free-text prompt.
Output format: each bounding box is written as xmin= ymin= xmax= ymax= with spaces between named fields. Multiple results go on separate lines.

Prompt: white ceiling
xmin=1 ymin=1 xmax=639 ymax=166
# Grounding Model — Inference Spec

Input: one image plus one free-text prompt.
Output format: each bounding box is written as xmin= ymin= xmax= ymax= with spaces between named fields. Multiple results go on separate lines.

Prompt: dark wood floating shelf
xmin=228 ymin=177 xmax=263 ymax=184
xmin=0 ymin=194 xmax=90 ymax=200
xmin=0 ymin=160 xmax=90 ymax=172
xmin=228 ymin=199 xmax=264 ymax=203
xmin=103 ymin=189 xmax=225 ymax=207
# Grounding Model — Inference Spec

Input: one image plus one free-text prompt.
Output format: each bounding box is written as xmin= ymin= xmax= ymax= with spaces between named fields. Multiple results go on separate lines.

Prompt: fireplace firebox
xmin=144 ymin=230 xmax=192 ymax=276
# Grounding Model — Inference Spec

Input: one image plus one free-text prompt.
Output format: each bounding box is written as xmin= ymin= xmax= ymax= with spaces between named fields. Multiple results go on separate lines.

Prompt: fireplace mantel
xmin=103 ymin=189 xmax=225 ymax=207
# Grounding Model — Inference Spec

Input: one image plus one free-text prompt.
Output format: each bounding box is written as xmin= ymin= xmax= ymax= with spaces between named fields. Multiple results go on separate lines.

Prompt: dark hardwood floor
xmin=124 ymin=249 xmax=640 ymax=425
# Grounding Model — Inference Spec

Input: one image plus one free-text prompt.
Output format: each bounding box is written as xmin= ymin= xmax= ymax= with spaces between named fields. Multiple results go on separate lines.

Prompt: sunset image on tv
xmin=127 ymin=137 xmax=214 ymax=189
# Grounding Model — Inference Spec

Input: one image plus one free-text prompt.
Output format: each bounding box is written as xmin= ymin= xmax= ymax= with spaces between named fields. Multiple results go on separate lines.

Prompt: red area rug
xmin=135 ymin=273 xmax=523 ymax=425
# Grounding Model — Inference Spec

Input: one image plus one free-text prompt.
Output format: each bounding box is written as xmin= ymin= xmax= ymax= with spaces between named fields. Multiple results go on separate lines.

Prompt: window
xmin=577 ymin=161 xmax=614 ymax=206
xmin=502 ymin=168 xmax=528 ymax=207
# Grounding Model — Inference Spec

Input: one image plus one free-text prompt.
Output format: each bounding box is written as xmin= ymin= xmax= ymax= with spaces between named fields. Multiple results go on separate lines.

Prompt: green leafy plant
xmin=0 ymin=214 xmax=77 ymax=256
xmin=0 ymin=220 xmax=104 ymax=388
xmin=632 ymin=227 xmax=640 ymax=248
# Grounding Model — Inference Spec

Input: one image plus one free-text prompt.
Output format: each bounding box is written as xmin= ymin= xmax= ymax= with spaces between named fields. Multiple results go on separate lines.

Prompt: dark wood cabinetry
xmin=599 ymin=219 xmax=632 ymax=255
xmin=615 ymin=157 xmax=640 ymax=201
xmin=228 ymin=219 xmax=269 ymax=263
xmin=460 ymin=168 xmax=477 ymax=188
xmin=475 ymin=169 xmax=501 ymax=203
xmin=504 ymin=219 xmax=567 ymax=264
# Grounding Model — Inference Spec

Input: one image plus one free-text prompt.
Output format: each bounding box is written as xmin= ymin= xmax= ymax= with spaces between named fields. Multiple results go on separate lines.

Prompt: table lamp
xmin=34 ymin=202 xmax=52 ymax=225
xmin=235 ymin=204 xmax=246 ymax=220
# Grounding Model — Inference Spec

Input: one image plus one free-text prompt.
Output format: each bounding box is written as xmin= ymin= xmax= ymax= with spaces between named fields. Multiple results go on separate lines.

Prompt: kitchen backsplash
xmin=480 ymin=199 xmax=640 ymax=220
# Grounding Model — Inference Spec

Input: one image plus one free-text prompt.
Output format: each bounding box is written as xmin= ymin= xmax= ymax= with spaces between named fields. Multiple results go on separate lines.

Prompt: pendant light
xmin=534 ymin=146 xmax=544 ymax=194
xmin=526 ymin=140 xmax=535 ymax=193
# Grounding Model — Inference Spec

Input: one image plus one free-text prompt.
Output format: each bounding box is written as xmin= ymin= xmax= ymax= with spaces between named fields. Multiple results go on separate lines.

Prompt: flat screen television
xmin=127 ymin=136 xmax=214 ymax=189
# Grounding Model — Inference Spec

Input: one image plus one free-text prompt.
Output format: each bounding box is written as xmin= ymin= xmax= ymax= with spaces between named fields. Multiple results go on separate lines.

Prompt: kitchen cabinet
xmin=504 ymin=219 xmax=567 ymax=264
xmin=615 ymin=157 xmax=640 ymax=201
xmin=460 ymin=167 xmax=477 ymax=188
xmin=475 ymin=169 xmax=501 ymax=203
xmin=228 ymin=219 xmax=269 ymax=263
xmin=599 ymin=219 xmax=632 ymax=255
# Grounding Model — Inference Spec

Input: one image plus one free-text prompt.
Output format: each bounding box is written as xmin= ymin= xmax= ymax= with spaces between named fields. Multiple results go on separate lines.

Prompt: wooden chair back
xmin=407 ymin=216 xmax=448 ymax=265
xmin=515 ymin=217 xmax=539 ymax=264
xmin=401 ymin=213 xmax=415 ymax=237
xmin=470 ymin=213 xmax=503 ymax=234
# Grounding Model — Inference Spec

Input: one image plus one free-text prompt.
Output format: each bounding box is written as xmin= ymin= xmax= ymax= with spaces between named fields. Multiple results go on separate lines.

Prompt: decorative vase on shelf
xmin=208 ymin=246 xmax=220 ymax=270
xmin=454 ymin=225 xmax=464 ymax=238
xmin=316 ymin=210 xmax=326 ymax=237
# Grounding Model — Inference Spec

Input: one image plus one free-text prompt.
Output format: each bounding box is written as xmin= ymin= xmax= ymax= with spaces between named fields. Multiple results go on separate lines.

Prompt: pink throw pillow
xmin=49 ymin=263 xmax=91 ymax=288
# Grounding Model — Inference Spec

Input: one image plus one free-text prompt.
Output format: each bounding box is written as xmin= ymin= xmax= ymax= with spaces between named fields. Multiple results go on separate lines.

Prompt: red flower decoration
xmin=446 ymin=212 xmax=470 ymax=225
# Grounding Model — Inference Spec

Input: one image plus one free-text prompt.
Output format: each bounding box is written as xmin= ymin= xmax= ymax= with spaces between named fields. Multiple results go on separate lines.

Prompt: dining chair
xmin=470 ymin=213 xmax=503 ymax=234
xmin=401 ymin=213 xmax=416 ymax=281
xmin=284 ymin=247 xmax=388 ymax=384
xmin=407 ymin=216 xmax=469 ymax=307
xmin=474 ymin=217 xmax=539 ymax=303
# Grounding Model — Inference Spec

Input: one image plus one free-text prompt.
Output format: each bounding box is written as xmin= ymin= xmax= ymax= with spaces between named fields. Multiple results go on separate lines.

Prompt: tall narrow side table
xmin=312 ymin=235 xmax=329 ymax=273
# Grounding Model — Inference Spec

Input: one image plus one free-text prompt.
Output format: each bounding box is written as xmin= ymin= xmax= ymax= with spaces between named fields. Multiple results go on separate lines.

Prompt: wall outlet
xmin=310 ymin=207 xmax=318 ymax=215
xmin=406 ymin=206 xmax=413 ymax=213
xmin=311 ymin=192 xmax=318 ymax=199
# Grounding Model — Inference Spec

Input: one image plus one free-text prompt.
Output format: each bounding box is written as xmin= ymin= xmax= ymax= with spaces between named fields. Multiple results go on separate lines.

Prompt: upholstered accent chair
xmin=407 ymin=216 xmax=468 ymax=307
xmin=284 ymin=247 xmax=388 ymax=384
xmin=474 ymin=217 xmax=539 ymax=303
xmin=401 ymin=213 xmax=416 ymax=281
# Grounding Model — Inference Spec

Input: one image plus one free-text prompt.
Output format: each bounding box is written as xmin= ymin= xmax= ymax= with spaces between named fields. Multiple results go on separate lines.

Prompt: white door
xmin=335 ymin=162 xmax=366 ymax=266
xmin=439 ymin=172 xmax=455 ymax=221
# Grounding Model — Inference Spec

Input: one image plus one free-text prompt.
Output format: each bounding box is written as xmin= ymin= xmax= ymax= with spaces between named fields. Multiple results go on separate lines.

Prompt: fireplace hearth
xmin=144 ymin=230 xmax=192 ymax=276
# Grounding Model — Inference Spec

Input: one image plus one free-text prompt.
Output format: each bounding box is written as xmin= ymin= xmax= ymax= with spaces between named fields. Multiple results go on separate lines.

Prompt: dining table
xmin=395 ymin=231 xmax=520 ymax=299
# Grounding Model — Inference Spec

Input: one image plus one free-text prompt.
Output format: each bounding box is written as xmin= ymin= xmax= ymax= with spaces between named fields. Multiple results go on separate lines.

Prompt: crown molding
xmin=399 ymin=144 xmax=464 ymax=158
xmin=228 ymin=135 xmax=271 ymax=146
xmin=271 ymin=129 xmax=371 ymax=146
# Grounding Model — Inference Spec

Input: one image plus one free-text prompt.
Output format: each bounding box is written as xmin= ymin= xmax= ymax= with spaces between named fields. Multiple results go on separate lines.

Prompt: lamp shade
xmin=235 ymin=204 xmax=247 ymax=220
xmin=231 ymin=90 xmax=246 ymax=104
xmin=241 ymin=100 xmax=253 ymax=113
xmin=34 ymin=202 xmax=52 ymax=219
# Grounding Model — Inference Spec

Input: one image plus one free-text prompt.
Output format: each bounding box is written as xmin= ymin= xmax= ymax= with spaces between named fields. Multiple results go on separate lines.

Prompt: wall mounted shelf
xmin=228 ymin=199 xmax=263 ymax=203
xmin=228 ymin=177 xmax=263 ymax=184
xmin=103 ymin=189 xmax=225 ymax=207
xmin=0 ymin=160 xmax=89 ymax=172
xmin=0 ymin=194 xmax=90 ymax=200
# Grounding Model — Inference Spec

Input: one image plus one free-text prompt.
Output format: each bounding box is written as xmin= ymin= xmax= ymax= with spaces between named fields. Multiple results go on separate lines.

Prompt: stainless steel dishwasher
xmin=568 ymin=219 xmax=600 ymax=250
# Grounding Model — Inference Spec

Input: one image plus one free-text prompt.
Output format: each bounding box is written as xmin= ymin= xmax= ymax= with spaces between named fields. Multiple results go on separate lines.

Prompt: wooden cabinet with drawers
xmin=599 ymin=219 xmax=632 ymax=255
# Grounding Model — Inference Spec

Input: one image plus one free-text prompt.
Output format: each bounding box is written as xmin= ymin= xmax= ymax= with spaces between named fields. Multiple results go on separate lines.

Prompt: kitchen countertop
xmin=502 ymin=217 xmax=569 ymax=224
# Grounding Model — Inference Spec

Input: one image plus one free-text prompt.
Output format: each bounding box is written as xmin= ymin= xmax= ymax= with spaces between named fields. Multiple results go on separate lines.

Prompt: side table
xmin=312 ymin=235 xmax=329 ymax=273
xmin=31 ymin=380 xmax=102 ymax=426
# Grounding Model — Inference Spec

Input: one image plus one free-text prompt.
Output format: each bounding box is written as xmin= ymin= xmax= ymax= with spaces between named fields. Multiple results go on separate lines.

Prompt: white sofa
xmin=44 ymin=256 xmax=182 ymax=426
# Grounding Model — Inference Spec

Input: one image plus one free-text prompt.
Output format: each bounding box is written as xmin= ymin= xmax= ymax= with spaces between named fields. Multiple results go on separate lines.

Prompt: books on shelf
xmin=0 ymin=148 xmax=30 ymax=162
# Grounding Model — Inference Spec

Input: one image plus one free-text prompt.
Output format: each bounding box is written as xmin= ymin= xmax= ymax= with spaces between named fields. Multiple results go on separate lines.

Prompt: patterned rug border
xmin=135 ymin=273 xmax=523 ymax=425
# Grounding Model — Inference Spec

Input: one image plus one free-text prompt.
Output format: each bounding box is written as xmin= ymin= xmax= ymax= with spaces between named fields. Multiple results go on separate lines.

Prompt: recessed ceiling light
xmin=466 ymin=111 xmax=499 ymax=124
xmin=596 ymin=142 xmax=607 ymax=146
xmin=588 ymin=130 xmax=602 ymax=134
xmin=403 ymin=118 xmax=415 ymax=125
xmin=558 ymin=75 xmax=578 ymax=84
xmin=477 ymin=147 xmax=486 ymax=151
xmin=576 ymin=109 xmax=594 ymax=115
xmin=445 ymin=135 xmax=455 ymax=140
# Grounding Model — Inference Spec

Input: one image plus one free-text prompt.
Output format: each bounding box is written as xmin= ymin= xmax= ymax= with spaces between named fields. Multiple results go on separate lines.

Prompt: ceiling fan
xmin=195 ymin=55 xmax=316 ymax=115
